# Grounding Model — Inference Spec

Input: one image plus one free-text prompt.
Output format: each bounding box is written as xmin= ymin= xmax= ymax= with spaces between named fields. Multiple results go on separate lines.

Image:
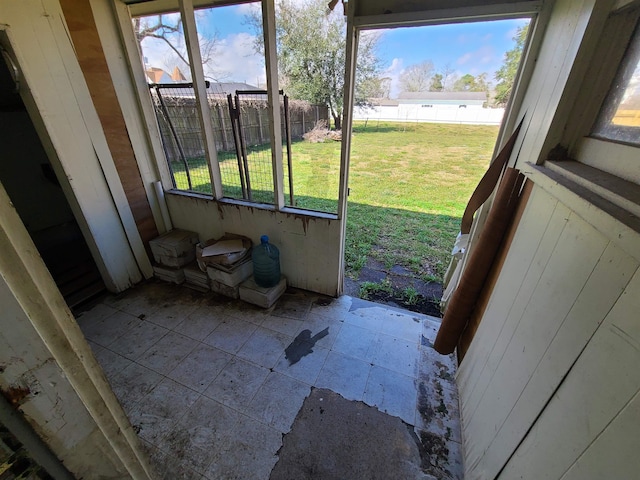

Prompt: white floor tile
xmin=331 ymin=323 xmax=377 ymax=362
xmin=173 ymin=305 xmax=226 ymax=341
xmin=146 ymin=303 xmax=199 ymax=330
xmin=203 ymin=357 xmax=269 ymax=411
xmin=260 ymin=315 xmax=304 ymax=337
xmin=109 ymin=321 xmax=169 ymax=360
xmin=91 ymin=344 xmax=133 ymax=381
xmin=138 ymin=331 xmax=197 ymax=375
xmin=128 ymin=378 xmax=199 ymax=446
xmin=81 ymin=311 xmax=142 ymax=348
xmin=274 ymin=344 xmax=329 ymax=386
xmin=379 ymin=311 xmax=423 ymax=344
xmin=76 ymin=303 xmax=118 ymax=328
xmin=247 ymin=372 xmax=311 ymax=432
xmin=162 ymin=395 xmax=241 ymax=475
xmin=295 ymin=311 xmax=344 ymax=350
xmin=315 ymin=351 xmax=372 ymax=402
xmin=236 ymin=326 xmax=291 ymax=369
xmin=343 ymin=306 xmax=386 ymax=332
xmin=369 ymin=333 xmax=420 ymax=378
xmin=168 ymin=343 xmax=232 ymax=392
xmin=203 ymin=317 xmax=257 ymax=354
xmin=110 ymin=362 xmax=163 ymax=412
xmin=364 ymin=365 xmax=417 ymax=425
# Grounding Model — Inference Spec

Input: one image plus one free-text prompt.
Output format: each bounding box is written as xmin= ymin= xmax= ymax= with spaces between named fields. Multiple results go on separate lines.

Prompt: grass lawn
xmin=170 ymin=121 xmax=499 ymax=283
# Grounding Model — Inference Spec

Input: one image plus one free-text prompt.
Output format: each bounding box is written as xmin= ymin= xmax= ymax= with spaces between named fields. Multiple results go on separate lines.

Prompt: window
xmin=130 ymin=1 xmax=338 ymax=214
xmin=592 ymin=18 xmax=640 ymax=146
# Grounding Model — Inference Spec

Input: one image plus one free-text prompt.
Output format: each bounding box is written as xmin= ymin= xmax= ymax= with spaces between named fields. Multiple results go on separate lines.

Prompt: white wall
xmin=0 ymin=180 xmax=151 ymax=479
xmin=166 ymin=193 xmax=342 ymax=296
xmin=0 ymin=0 xmax=148 ymax=293
xmin=457 ymin=0 xmax=640 ymax=478
xmin=353 ymin=104 xmax=504 ymax=125
xmin=458 ymin=182 xmax=640 ymax=479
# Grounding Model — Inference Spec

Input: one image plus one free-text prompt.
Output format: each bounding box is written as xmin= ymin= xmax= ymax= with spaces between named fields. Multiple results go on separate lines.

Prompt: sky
xmin=138 ymin=3 xmax=529 ymax=98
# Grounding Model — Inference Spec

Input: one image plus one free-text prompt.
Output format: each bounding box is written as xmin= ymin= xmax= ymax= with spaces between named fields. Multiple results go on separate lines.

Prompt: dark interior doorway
xmin=0 ymin=51 xmax=105 ymax=309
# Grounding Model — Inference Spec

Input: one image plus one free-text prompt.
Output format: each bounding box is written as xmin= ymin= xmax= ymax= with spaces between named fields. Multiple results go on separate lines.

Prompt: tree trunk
xmin=333 ymin=113 xmax=341 ymax=130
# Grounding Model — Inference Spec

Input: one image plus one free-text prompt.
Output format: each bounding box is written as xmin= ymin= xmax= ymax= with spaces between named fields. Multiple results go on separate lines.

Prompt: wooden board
xmin=500 ymin=268 xmax=640 ymax=479
xmin=59 ymin=0 xmax=158 ymax=251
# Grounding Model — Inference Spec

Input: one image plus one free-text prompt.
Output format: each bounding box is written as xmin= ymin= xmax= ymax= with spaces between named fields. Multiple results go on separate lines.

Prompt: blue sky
xmin=139 ymin=4 xmax=529 ymax=97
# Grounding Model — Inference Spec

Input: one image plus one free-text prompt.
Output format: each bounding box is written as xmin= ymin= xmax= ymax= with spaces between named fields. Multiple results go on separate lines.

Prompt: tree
xmin=494 ymin=24 xmax=529 ymax=106
xmin=133 ymin=14 xmax=223 ymax=81
xmin=452 ymin=73 xmax=490 ymax=94
xmin=429 ymin=73 xmax=443 ymax=92
xmin=398 ymin=60 xmax=435 ymax=92
xmin=440 ymin=63 xmax=457 ymax=91
xmin=246 ymin=0 xmax=381 ymax=130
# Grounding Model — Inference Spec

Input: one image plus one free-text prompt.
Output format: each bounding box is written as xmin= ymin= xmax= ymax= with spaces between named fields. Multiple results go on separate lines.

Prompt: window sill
xmin=165 ymin=190 xmax=339 ymax=221
xmin=521 ymin=161 xmax=640 ymax=261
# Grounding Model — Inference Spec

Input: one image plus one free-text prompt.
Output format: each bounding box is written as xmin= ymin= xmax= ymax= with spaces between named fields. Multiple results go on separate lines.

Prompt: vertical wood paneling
xmin=463 ymin=206 xmax=609 ymax=478
xmin=483 ymin=240 xmax=637 ymax=478
xmin=457 ymin=185 xmax=556 ymax=395
xmin=560 ymin=390 xmax=640 ymax=480
xmin=460 ymin=188 xmax=569 ymax=427
xmin=0 ymin=0 xmax=143 ymax=291
xmin=59 ymin=0 xmax=158 ymax=249
xmin=500 ymin=267 xmax=640 ymax=479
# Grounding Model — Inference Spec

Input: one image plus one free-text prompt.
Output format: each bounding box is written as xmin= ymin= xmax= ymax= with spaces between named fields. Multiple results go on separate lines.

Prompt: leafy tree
xmin=398 ymin=60 xmax=435 ymax=92
xmin=247 ymin=0 xmax=381 ymax=130
xmin=494 ymin=24 xmax=529 ymax=106
xmin=429 ymin=73 xmax=443 ymax=92
xmin=452 ymin=72 xmax=490 ymax=97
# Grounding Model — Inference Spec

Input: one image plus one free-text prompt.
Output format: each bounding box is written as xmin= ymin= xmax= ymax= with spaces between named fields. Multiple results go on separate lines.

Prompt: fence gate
xmin=227 ymin=90 xmax=294 ymax=205
xmin=149 ymin=83 xmax=297 ymax=204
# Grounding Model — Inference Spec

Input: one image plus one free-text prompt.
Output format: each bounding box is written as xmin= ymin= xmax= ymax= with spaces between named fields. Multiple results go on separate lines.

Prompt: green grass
xmin=170 ymin=121 xmax=499 ymax=283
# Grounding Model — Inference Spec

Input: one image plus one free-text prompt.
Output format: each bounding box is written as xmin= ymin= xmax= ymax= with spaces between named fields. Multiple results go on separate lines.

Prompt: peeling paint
xmin=1 ymin=385 xmax=31 ymax=406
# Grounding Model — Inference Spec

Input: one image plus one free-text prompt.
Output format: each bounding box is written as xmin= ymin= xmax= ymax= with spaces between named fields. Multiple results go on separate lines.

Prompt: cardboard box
xmin=207 ymin=259 xmax=253 ymax=287
xmin=239 ymin=276 xmax=286 ymax=308
xmin=211 ymin=279 xmax=240 ymax=299
xmin=196 ymin=234 xmax=252 ymax=271
xmin=184 ymin=262 xmax=210 ymax=289
xmin=150 ymin=229 xmax=199 ymax=268
xmin=152 ymin=264 xmax=185 ymax=284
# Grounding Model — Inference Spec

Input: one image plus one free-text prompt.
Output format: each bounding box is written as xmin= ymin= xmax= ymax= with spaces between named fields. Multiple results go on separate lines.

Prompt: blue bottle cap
xmin=260 ymin=235 xmax=269 ymax=244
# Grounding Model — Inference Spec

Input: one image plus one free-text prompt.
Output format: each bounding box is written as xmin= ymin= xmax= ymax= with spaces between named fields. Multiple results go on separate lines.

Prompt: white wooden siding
xmin=0 ymin=0 xmax=145 ymax=291
xmin=458 ymin=183 xmax=640 ymax=479
xmin=500 ymin=267 xmax=640 ymax=479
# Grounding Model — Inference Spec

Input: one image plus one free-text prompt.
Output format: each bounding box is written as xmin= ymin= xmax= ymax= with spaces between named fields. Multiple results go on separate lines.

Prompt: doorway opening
xmin=0 ymin=52 xmax=105 ymax=310
xmin=344 ymin=18 xmax=531 ymax=316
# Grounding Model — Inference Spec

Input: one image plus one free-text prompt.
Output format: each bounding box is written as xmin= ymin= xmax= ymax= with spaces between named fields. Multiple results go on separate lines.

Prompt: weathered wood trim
xmin=262 ymin=0 xmax=285 ymax=209
xmin=178 ymin=0 xmax=224 ymax=199
xmin=457 ymin=178 xmax=533 ymax=361
xmin=59 ymin=0 xmax=157 ymax=272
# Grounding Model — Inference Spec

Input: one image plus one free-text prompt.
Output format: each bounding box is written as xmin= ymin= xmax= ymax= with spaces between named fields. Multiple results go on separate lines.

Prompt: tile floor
xmin=76 ymin=281 xmax=463 ymax=479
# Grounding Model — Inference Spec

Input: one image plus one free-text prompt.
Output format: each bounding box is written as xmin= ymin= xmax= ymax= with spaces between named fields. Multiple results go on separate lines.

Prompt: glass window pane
xmin=134 ymin=12 xmax=213 ymax=194
xmin=195 ymin=3 xmax=276 ymax=204
xmin=592 ymin=20 xmax=640 ymax=146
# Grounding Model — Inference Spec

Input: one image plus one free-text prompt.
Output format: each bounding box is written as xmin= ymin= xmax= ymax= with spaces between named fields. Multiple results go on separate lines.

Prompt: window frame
xmin=564 ymin=4 xmax=640 ymax=180
xmin=119 ymin=0 xmax=318 ymax=215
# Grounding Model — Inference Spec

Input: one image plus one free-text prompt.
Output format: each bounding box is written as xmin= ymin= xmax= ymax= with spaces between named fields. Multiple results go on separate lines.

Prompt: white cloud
xmin=382 ymin=57 xmax=404 ymax=98
xmin=456 ymin=46 xmax=497 ymax=68
xmin=457 ymin=52 xmax=473 ymax=65
xmin=209 ymin=32 xmax=266 ymax=85
xmin=139 ymin=30 xmax=265 ymax=86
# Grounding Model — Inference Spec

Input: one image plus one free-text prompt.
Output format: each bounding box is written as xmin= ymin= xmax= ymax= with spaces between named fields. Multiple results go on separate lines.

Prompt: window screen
xmin=592 ymin=19 xmax=640 ymax=146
